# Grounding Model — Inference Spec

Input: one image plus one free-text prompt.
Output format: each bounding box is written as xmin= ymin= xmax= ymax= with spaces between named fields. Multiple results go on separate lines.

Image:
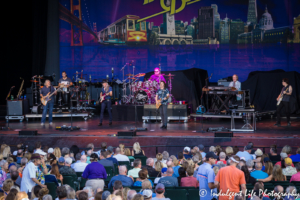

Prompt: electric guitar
xmin=99 ymin=94 xmax=107 ymax=103
xmin=156 ymin=90 xmax=168 ymax=109
xmin=277 ymin=87 xmax=289 ymax=106
xmin=40 ymin=87 xmax=62 ymax=106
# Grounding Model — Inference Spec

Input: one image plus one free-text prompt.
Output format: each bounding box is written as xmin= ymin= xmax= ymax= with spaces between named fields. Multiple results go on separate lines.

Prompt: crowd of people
xmin=0 ymin=142 xmax=300 ymax=200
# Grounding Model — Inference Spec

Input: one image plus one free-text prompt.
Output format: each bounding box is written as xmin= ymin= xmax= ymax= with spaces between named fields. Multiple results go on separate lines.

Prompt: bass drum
xmin=134 ymin=89 xmax=151 ymax=103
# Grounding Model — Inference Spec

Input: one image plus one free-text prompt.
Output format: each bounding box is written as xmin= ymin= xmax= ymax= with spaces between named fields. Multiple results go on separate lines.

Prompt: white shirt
xmin=127 ymin=168 xmax=141 ymax=178
xmin=71 ymin=161 xmax=88 ymax=172
xmin=21 ymin=162 xmax=37 ymax=193
xmin=113 ymin=154 xmax=130 ymax=162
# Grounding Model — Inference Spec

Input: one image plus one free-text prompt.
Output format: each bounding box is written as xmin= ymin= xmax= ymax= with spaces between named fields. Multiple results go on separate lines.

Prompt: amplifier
xmin=144 ymin=104 xmax=188 ymax=117
xmin=19 ymin=130 xmax=38 ymax=136
xmin=117 ymin=131 xmax=136 ymax=137
xmin=7 ymin=100 xmax=23 ymax=115
xmin=214 ymin=131 xmax=233 ymax=138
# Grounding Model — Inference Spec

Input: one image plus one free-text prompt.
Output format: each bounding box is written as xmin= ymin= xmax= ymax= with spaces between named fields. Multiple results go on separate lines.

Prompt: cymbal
xmin=128 ymin=77 xmax=137 ymax=80
xmin=36 ymin=76 xmax=44 ymax=79
xmin=134 ymin=73 xmax=146 ymax=77
xmin=126 ymin=74 xmax=134 ymax=76
xmin=164 ymin=73 xmax=175 ymax=77
xmin=30 ymin=80 xmax=39 ymax=82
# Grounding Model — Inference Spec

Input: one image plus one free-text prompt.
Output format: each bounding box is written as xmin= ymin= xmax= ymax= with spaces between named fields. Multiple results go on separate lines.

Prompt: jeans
xmin=41 ymin=102 xmax=54 ymax=123
xmin=159 ymin=104 xmax=168 ymax=126
xmin=100 ymin=100 xmax=112 ymax=123
xmin=276 ymin=101 xmax=290 ymax=123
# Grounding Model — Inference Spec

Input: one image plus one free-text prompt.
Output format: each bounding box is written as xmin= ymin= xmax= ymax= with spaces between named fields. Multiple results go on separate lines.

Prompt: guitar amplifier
xmin=7 ymin=100 xmax=23 ymax=115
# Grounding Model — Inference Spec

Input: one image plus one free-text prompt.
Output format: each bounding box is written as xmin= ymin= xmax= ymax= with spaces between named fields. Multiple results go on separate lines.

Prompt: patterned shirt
xmin=156 ymin=89 xmax=170 ymax=105
xmin=282 ymin=166 xmax=297 ymax=176
xmin=0 ymin=170 xmax=7 ymax=187
xmin=59 ymin=166 xmax=76 ymax=175
xmin=36 ymin=165 xmax=45 ymax=185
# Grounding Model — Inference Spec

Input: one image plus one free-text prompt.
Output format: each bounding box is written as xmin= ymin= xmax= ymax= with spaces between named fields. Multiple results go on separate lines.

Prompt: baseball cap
xmin=284 ymin=157 xmax=292 ymax=165
xmin=245 ymin=144 xmax=252 ymax=150
xmin=255 ymin=149 xmax=263 ymax=156
xmin=107 ymin=146 xmax=114 ymax=153
xmin=263 ymin=157 xmax=270 ymax=163
xmin=206 ymin=152 xmax=218 ymax=159
xmin=102 ymin=191 xmax=111 ymax=200
xmin=161 ymin=167 xmax=167 ymax=174
xmin=184 ymin=147 xmax=191 ymax=152
xmin=9 ymin=163 xmax=16 ymax=169
xmin=35 ymin=149 xmax=47 ymax=156
xmin=198 ymin=144 xmax=205 ymax=150
xmin=155 ymin=183 xmax=165 ymax=191
xmin=142 ymin=189 xmax=153 ymax=198
xmin=58 ymin=156 xmax=65 ymax=163
xmin=48 ymin=148 xmax=54 ymax=154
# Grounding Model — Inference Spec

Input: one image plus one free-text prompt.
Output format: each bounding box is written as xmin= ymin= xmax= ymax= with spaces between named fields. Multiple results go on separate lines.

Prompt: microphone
xmin=112 ymin=68 xmax=114 ymax=77
xmin=210 ymin=73 xmax=213 ymax=79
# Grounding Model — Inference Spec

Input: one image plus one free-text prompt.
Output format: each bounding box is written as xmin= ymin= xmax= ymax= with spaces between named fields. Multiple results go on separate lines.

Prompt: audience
xmin=258 ymin=165 xmax=287 ymax=182
xmin=127 ymin=190 xmax=137 ymax=200
xmin=108 ymin=166 xmax=133 ymax=189
xmin=264 ymin=158 xmax=274 ymax=176
xmin=142 ymin=158 xmax=160 ymax=177
xmin=72 ymin=155 xmax=88 ymax=172
xmin=133 ymin=169 xmax=154 ymax=187
xmin=183 ymin=147 xmax=192 ymax=159
xmin=269 ymin=145 xmax=281 ymax=162
xmin=0 ymin=160 xmax=8 ymax=186
xmin=152 ymin=184 xmax=170 ymax=200
xmin=59 ymin=157 xmax=76 ymax=175
xmin=275 ymin=153 xmax=295 ymax=168
xmin=281 ymin=145 xmax=292 ymax=157
xmin=246 ymin=159 xmax=255 ymax=172
xmin=290 ymin=147 xmax=300 ymax=162
xmin=290 ymin=163 xmax=300 ymax=182
xmin=98 ymin=151 xmax=115 ymax=173
xmin=177 ymin=167 xmax=187 ymax=186
xmin=219 ymin=152 xmax=227 ymax=164
xmin=161 ymin=151 xmax=169 ymax=165
xmin=128 ymin=159 xmax=142 ymax=178
xmin=198 ymin=144 xmax=206 ymax=159
xmin=254 ymin=149 xmax=263 ymax=162
xmin=236 ymin=145 xmax=253 ymax=161
xmin=241 ymin=166 xmax=256 ymax=185
xmin=250 ymin=162 xmax=269 ymax=179
xmin=113 ymin=148 xmax=129 ymax=162
xmin=105 ymin=147 xmax=119 ymax=166
xmin=158 ymin=167 xmax=178 ymax=187
xmin=282 ymin=158 xmax=297 ymax=176
xmin=132 ymin=142 xmax=145 ymax=156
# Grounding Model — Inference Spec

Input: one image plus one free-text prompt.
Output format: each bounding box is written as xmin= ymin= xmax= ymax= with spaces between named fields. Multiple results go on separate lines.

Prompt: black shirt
xmin=40 ymin=86 xmax=55 ymax=103
xmin=268 ymin=153 xmax=281 ymax=162
xmin=142 ymin=165 xmax=160 ymax=177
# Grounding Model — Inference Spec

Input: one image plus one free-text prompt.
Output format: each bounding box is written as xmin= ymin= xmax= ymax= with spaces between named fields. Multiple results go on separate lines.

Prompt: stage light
xmin=137 ymin=36 xmax=140 ymax=40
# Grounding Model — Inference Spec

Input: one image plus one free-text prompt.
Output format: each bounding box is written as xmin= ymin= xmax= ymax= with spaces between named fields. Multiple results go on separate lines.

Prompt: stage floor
xmin=1 ymin=116 xmax=299 ymax=157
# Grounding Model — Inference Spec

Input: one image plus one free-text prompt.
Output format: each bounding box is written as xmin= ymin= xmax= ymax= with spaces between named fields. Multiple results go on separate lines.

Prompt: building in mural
xmin=247 ymin=0 xmax=257 ymax=25
xmin=219 ymin=15 xmax=230 ymax=44
xmin=211 ymin=4 xmax=221 ymax=40
xmin=293 ymin=15 xmax=300 ymax=43
xmin=198 ymin=6 xmax=215 ymax=39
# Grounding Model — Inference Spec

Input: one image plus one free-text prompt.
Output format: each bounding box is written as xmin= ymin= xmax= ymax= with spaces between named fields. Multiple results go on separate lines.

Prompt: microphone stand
xmin=5 ymin=86 xmax=14 ymax=130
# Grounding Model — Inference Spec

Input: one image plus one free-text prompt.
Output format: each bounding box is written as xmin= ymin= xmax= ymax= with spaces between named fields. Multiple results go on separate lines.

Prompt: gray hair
xmin=61 ymin=147 xmax=70 ymax=156
xmin=193 ymin=146 xmax=199 ymax=152
xmin=43 ymin=195 xmax=53 ymax=200
xmin=66 ymin=186 xmax=75 ymax=199
xmin=65 ymin=157 xmax=72 ymax=165
xmin=10 ymin=185 xmax=20 ymax=192
xmin=282 ymin=145 xmax=292 ymax=154
xmin=0 ymin=160 xmax=7 ymax=167
xmin=146 ymin=158 xmax=153 ymax=166
xmin=255 ymin=162 xmax=262 ymax=169
xmin=295 ymin=163 xmax=300 ymax=171
xmin=86 ymin=143 xmax=94 ymax=150
xmin=119 ymin=165 xmax=127 ymax=174
xmin=21 ymin=157 xmax=28 ymax=166
xmin=217 ymin=162 xmax=226 ymax=168
xmin=286 ymin=186 xmax=297 ymax=195
xmin=162 ymin=151 xmax=169 ymax=160
xmin=246 ymin=159 xmax=254 ymax=168
xmin=274 ymin=185 xmax=284 ymax=193
xmin=219 ymin=152 xmax=226 ymax=159
xmin=115 ymin=147 xmax=121 ymax=154
xmin=83 ymin=186 xmax=93 ymax=198
xmin=127 ymin=190 xmax=137 ymax=200
xmin=209 ymin=146 xmax=216 ymax=152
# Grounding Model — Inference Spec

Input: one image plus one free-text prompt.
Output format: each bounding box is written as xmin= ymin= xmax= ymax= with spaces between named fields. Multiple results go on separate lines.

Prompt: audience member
xmin=102 ymin=191 xmax=111 ymax=200
xmin=58 ymin=157 xmax=65 ymax=169
xmin=142 ymin=189 xmax=153 ymax=200
xmin=177 ymin=152 xmax=184 ymax=165
xmin=108 ymin=166 xmax=133 ymax=189
xmin=236 ymin=145 xmax=253 ymax=161
xmin=290 ymin=148 xmax=300 ymax=162
xmin=246 ymin=159 xmax=255 ymax=172
xmin=3 ymin=179 xmax=14 ymax=197
xmin=132 ymin=142 xmax=145 ymax=156
xmin=61 ymin=147 xmax=70 ymax=158
xmin=143 ymin=158 xmax=160 ymax=177
xmin=183 ymin=147 xmax=192 ymax=159
xmin=254 ymin=149 xmax=263 ymax=162
xmin=10 ymin=170 xmax=20 ymax=187
xmin=177 ymin=167 xmax=187 ymax=186
xmin=82 ymin=153 xmax=107 ymax=191
xmin=250 ymin=162 xmax=269 ymax=179
xmin=0 ymin=160 xmax=8 ymax=186
xmin=258 ymin=165 xmax=287 ymax=182
xmin=98 ymin=151 xmax=115 ymax=173
xmin=70 ymin=145 xmax=80 ymax=158
xmin=95 ymin=191 xmax=103 ymax=200
xmin=59 ymin=157 xmax=76 ymax=175
xmin=133 ymin=169 xmax=154 ymax=187
xmin=281 ymin=145 xmax=292 ymax=157
xmin=209 ymin=146 xmax=216 ymax=154
xmin=152 ymin=184 xmax=170 ymax=200
xmin=275 ymin=153 xmax=295 ymax=168
xmin=128 ymin=159 xmax=142 ymax=178
xmin=113 ymin=180 xmax=123 ymax=191
xmin=48 ymin=164 xmax=62 ymax=185
xmin=168 ymin=156 xmax=180 ymax=178
xmin=264 ymin=158 xmax=274 ymax=176
xmin=290 ymin=163 xmax=300 ymax=182
xmin=274 ymin=185 xmax=284 ymax=200
xmin=32 ymin=185 xmax=42 ymax=200
xmin=282 ymin=158 xmax=297 ymax=176
xmin=53 ymin=148 xmax=62 ymax=160
xmin=127 ymin=190 xmax=137 ymax=200
xmin=113 ymin=148 xmax=129 ymax=162
xmin=241 ymin=166 xmax=256 ymax=185
xmin=72 ymin=155 xmax=88 ymax=172
xmin=124 ymin=148 xmax=135 ymax=160
xmin=198 ymin=144 xmax=206 ymax=159
xmin=181 ymin=166 xmax=198 ymax=187
xmin=38 ymin=188 xmax=50 ymax=200
xmin=215 ymin=155 xmax=246 ymax=200
xmin=215 ymin=145 xmax=223 ymax=156
xmin=82 ymin=187 xmax=94 ymax=200
xmin=268 ymin=145 xmax=281 ymax=162
xmin=219 ymin=152 xmax=227 ymax=164
xmin=16 ymin=149 xmax=24 ymax=164
xmin=158 ymin=168 xmax=178 ymax=187
xmin=106 ymin=147 xmax=119 ymax=165
xmin=78 ymin=191 xmax=88 ymax=200
xmin=15 ymin=192 xmax=29 ymax=200
xmin=161 ymin=151 xmax=169 ymax=165
xmin=21 ymin=153 xmax=46 ymax=196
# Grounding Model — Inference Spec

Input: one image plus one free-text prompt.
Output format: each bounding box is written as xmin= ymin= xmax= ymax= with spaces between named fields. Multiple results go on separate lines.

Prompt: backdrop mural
xmin=59 ymin=0 xmax=300 ymax=82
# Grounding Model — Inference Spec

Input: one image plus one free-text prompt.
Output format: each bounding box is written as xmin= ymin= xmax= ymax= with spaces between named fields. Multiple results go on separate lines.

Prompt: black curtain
xmin=1 ymin=0 xmax=48 ymax=106
xmin=144 ymin=68 xmax=208 ymax=112
xmin=242 ymin=71 xmax=300 ymax=113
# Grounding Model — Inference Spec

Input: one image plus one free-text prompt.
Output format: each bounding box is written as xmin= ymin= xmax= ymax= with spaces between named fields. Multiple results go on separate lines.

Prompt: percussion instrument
xmin=134 ymin=89 xmax=151 ymax=103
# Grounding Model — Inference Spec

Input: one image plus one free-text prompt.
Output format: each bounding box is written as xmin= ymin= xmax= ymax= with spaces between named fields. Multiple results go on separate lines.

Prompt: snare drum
xmin=134 ymin=89 xmax=151 ymax=103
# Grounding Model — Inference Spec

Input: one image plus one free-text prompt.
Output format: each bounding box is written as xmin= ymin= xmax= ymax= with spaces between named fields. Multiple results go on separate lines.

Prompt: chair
xmin=76 ymin=172 xmax=87 ymax=189
xmin=187 ymin=188 xmax=200 ymax=200
xmin=45 ymin=182 xmax=57 ymax=200
xmin=134 ymin=156 xmax=147 ymax=166
xmin=104 ymin=166 xmax=114 ymax=181
xmin=271 ymin=181 xmax=294 ymax=190
xmin=62 ymin=175 xmax=80 ymax=191
xmin=114 ymin=164 xmax=119 ymax=174
xmin=165 ymin=188 xmax=188 ymax=200
xmin=119 ymin=161 xmax=131 ymax=171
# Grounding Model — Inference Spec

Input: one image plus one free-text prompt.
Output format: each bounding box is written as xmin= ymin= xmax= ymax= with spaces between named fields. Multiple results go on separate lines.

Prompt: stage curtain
xmin=242 ymin=71 xmax=300 ymax=113
xmin=144 ymin=68 xmax=208 ymax=112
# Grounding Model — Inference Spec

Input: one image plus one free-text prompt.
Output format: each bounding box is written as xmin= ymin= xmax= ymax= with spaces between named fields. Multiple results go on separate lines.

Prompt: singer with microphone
xmin=98 ymin=80 xmax=113 ymax=126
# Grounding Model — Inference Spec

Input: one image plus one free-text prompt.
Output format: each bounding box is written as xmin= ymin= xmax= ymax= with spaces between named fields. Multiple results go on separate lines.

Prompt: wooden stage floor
xmin=0 ymin=116 xmax=299 ymax=157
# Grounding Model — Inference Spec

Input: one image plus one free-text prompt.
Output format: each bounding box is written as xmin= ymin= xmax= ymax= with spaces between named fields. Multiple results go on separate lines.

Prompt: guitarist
xmin=98 ymin=80 xmax=112 ymax=126
xmin=155 ymin=81 xmax=169 ymax=129
xmin=275 ymin=78 xmax=292 ymax=127
xmin=40 ymin=80 xmax=57 ymax=125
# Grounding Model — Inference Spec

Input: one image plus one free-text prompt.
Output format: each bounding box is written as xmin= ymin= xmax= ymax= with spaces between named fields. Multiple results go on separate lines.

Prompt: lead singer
xmin=155 ymin=81 xmax=169 ymax=129
xmin=98 ymin=80 xmax=112 ymax=126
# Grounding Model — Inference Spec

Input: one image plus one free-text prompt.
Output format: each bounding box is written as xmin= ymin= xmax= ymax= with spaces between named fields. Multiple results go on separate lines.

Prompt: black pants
xmin=100 ymin=100 xmax=112 ymax=123
xmin=159 ymin=104 xmax=168 ymax=126
xmin=276 ymin=101 xmax=290 ymax=123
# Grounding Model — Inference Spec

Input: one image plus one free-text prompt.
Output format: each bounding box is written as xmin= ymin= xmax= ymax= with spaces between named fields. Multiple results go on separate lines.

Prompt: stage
xmin=1 ymin=115 xmax=299 ymax=157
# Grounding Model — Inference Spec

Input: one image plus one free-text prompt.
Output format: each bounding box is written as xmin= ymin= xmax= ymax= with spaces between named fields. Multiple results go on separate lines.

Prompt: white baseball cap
xmin=48 ymin=148 xmax=54 ymax=154
xmin=35 ymin=149 xmax=47 ymax=156
xmin=184 ymin=146 xmax=191 ymax=152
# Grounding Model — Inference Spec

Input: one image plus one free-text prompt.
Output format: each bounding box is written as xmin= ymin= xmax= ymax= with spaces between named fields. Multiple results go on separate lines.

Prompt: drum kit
xmin=121 ymin=73 xmax=176 ymax=104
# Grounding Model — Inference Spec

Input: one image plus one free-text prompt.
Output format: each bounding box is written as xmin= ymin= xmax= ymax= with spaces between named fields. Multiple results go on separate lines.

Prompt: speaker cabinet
xmin=19 ymin=130 xmax=38 ymax=135
xmin=214 ymin=131 xmax=233 ymax=138
xmin=7 ymin=100 xmax=23 ymax=115
xmin=117 ymin=131 xmax=136 ymax=137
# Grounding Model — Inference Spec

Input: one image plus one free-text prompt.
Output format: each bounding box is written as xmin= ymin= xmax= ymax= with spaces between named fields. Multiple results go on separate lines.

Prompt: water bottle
xmin=24 ymin=95 xmax=26 ymax=99
xmin=148 ymin=98 xmax=151 ymax=104
xmin=11 ymin=95 xmax=14 ymax=100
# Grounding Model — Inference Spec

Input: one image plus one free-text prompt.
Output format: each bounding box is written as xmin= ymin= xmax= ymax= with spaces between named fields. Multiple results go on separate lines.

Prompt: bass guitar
xmin=99 ymin=94 xmax=107 ymax=103
xmin=277 ymin=87 xmax=289 ymax=106
xmin=41 ymin=87 xmax=62 ymax=106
